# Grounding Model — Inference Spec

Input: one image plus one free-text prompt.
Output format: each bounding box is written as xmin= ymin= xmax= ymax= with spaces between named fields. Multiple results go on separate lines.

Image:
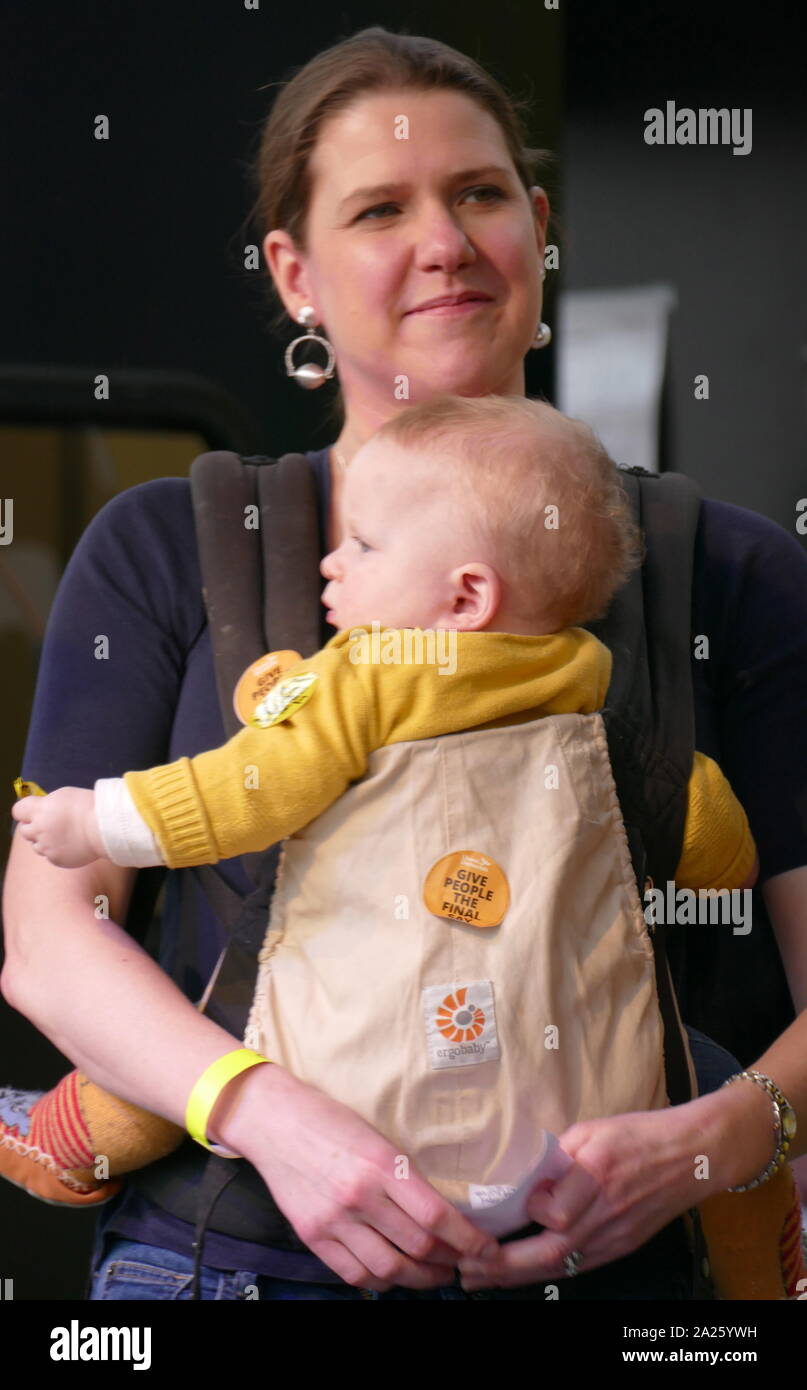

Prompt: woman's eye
xmin=356 ymin=202 xmax=399 ymax=221
xmin=356 ymin=186 xmax=506 ymax=222
xmin=464 ymin=185 xmax=506 ymax=203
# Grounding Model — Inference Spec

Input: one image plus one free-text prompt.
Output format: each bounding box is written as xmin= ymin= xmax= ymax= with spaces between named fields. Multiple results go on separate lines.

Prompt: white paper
xmin=454 ymin=1131 xmax=572 ymax=1236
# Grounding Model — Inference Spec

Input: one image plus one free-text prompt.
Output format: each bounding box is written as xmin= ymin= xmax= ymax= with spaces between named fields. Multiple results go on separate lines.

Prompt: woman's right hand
xmin=209 ymin=1060 xmax=500 ymax=1291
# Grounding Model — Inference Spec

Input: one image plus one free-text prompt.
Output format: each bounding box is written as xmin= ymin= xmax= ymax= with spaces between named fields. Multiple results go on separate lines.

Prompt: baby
xmin=11 ymin=393 xmax=755 ymax=881
xmin=7 ymin=392 xmax=797 ymax=1298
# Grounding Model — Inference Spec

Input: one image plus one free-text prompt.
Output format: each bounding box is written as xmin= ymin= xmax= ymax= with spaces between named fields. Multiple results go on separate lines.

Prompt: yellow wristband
xmin=185 ymin=1048 xmax=271 ymax=1156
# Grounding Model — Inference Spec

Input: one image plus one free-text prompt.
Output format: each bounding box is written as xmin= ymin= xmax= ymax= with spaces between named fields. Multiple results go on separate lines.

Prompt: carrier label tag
xmin=423 ymin=850 xmax=509 ymax=928
xmin=422 ymin=981 xmax=500 ymax=1069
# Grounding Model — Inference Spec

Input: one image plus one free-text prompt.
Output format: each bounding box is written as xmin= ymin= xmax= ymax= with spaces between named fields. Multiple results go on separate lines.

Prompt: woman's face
xmin=265 ymin=88 xmax=549 ymax=418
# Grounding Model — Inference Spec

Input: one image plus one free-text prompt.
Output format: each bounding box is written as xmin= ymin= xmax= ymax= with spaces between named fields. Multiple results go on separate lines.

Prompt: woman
xmin=3 ymin=27 xmax=807 ymax=1301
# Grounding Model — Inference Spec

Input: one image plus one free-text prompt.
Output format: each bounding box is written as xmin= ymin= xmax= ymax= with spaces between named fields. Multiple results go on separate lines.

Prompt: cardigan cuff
xmin=123 ymin=758 xmax=218 ymax=867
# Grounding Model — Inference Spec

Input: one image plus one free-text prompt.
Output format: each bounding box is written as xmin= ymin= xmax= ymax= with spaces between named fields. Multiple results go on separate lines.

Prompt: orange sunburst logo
xmin=435 ymin=987 xmax=486 ymax=1042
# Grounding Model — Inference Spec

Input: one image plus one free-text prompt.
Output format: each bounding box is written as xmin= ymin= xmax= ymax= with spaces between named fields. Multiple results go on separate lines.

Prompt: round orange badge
xmin=233 ymin=650 xmax=302 ymax=725
xmin=423 ymin=850 xmax=510 ymax=929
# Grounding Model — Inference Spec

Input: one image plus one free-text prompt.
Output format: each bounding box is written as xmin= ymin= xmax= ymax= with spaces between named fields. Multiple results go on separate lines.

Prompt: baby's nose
xmin=320 ymin=550 xmax=340 ymax=579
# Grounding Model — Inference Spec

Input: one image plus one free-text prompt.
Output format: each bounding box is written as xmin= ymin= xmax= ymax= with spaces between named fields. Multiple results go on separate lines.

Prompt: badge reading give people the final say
xmin=423 ymin=850 xmax=510 ymax=928
xmin=233 ymin=650 xmax=302 ymax=726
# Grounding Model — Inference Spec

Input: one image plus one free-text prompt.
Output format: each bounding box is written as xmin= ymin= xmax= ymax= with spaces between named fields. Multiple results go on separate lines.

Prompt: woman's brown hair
xmin=239 ymin=26 xmax=556 ymax=426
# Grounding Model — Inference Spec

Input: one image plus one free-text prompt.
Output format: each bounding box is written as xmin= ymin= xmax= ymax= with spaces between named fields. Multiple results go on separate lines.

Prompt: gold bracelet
xmin=185 ymin=1048 xmax=271 ymax=1157
xmin=723 ymin=1069 xmax=797 ymax=1192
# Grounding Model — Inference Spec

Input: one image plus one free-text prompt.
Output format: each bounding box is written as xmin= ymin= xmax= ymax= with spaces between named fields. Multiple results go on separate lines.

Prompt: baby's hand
xmin=11 ymin=788 xmax=105 ymax=868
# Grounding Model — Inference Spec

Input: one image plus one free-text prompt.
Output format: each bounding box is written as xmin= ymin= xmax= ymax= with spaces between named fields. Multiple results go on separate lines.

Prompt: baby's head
xmin=320 ymin=394 xmax=643 ymax=636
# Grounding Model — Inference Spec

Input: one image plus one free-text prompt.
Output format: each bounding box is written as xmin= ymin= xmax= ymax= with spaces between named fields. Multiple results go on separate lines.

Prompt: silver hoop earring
xmin=284 ymin=305 xmax=336 ymax=389
xmin=531 ymin=321 xmax=552 ymax=350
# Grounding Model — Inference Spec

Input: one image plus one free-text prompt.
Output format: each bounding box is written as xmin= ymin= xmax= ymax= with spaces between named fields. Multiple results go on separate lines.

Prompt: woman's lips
xmin=406 ymin=298 xmax=492 ymax=317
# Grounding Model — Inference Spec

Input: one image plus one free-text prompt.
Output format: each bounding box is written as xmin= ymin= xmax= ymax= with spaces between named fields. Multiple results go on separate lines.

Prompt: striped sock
xmin=27 ymin=1071 xmax=95 ymax=1173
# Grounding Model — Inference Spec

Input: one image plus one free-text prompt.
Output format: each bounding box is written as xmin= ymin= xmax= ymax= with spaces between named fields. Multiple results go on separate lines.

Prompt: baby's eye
xmin=352 ymin=535 xmax=371 ymax=553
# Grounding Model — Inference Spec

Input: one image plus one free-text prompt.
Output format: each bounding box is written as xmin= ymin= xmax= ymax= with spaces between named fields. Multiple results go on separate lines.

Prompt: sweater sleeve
xmin=122 ymin=641 xmax=373 ymax=868
xmin=674 ymin=751 xmax=758 ymax=890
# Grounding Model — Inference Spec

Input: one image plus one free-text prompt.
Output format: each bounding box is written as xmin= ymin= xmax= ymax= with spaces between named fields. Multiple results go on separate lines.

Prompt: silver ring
xmin=562 ymin=1249 xmax=584 ymax=1278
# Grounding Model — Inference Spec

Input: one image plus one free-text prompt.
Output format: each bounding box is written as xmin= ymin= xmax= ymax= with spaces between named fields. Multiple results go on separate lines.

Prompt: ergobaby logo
xmin=423 ymin=981 xmax=499 ymax=1069
xmin=50 ymin=1320 xmax=151 ymax=1370
xmin=436 ymin=987 xmax=486 ymax=1043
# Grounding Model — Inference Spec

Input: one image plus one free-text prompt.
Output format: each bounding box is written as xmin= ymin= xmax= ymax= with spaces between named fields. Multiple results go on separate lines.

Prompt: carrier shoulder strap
xmin=586 ymin=465 xmax=704 ymax=1107
xmin=587 ymin=467 xmax=703 ymax=888
xmin=186 ymin=450 xmax=322 ymax=1031
xmin=189 ymin=450 xmax=322 ymax=743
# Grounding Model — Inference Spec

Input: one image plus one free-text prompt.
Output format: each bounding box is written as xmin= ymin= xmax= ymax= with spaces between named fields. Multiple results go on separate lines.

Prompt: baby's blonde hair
xmin=373 ymin=394 xmax=644 ymax=629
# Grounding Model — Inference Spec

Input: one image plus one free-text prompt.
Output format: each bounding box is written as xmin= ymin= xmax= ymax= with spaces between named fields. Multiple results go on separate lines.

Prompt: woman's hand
xmin=456 ymin=1083 xmax=774 ymax=1290
xmin=11 ymin=788 xmax=105 ymax=868
xmin=211 ymin=1062 xmax=500 ymax=1292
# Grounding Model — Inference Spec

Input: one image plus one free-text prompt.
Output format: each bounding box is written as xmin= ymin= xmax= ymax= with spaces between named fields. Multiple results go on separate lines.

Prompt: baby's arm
xmin=12 ymin=641 xmax=377 ymax=871
xmin=674 ymin=751 xmax=759 ymax=891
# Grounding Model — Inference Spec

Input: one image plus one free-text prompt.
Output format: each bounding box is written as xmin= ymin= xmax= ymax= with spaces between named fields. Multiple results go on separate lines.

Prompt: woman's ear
xmin=528 ymin=185 xmax=550 ymax=259
xmin=262 ymin=229 xmax=315 ymax=322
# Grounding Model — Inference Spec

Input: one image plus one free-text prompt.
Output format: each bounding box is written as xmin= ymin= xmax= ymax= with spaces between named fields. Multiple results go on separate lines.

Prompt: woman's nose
xmin=412 ymin=204 xmax=476 ymax=274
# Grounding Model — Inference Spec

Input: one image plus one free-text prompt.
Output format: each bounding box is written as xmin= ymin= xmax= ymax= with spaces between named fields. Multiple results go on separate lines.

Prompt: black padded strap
xmin=588 ymin=469 xmax=703 ymax=888
xmin=189 ymin=452 xmax=265 ymax=742
xmin=187 ymin=449 xmax=323 ymax=1020
xmin=587 ymin=468 xmax=703 ymax=1108
xmin=189 ymin=449 xmax=320 ymax=892
xmin=258 ymin=455 xmax=324 ymax=660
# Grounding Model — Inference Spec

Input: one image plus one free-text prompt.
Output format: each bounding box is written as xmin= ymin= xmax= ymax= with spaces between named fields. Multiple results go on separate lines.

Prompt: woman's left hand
xmin=456 ymin=1094 xmax=754 ymax=1290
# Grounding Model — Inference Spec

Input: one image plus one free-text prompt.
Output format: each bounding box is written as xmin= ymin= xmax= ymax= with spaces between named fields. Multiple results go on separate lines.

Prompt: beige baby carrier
xmin=243 ymin=710 xmax=672 ymax=1203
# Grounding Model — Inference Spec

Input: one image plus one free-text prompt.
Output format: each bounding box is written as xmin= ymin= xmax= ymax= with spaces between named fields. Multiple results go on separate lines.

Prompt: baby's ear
xmin=449 ymin=563 xmax=501 ymax=628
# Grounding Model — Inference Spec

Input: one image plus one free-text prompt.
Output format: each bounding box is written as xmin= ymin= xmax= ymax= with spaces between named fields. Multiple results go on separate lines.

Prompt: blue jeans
xmin=87 ymin=1229 xmax=693 ymax=1301
xmin=87 ymin=1026 xmax=735 ymax=1302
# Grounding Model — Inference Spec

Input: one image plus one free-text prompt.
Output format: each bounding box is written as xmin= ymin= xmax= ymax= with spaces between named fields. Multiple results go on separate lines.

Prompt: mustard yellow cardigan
xmin=123 ymin=625 xmax=756 ymax=889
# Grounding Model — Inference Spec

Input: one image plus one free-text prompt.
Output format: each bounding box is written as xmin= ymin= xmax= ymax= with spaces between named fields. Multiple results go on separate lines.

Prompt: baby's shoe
xmin=0 ymin=1085 xmax=122 ymax=1207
